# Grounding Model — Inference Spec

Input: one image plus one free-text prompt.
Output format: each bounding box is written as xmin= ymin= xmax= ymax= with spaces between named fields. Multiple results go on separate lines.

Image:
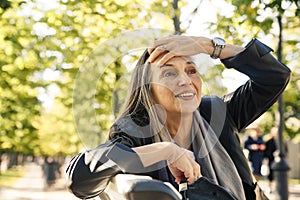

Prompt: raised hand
xmin=148 ymin=35 xmax=211 ymax=65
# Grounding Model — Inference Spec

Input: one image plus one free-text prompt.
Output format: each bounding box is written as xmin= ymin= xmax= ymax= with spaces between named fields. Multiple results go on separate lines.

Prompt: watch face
xmin=213 ymin=37 xmax=226 ymax=46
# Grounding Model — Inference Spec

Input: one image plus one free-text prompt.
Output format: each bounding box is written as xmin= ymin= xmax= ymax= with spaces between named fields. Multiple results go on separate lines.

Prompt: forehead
xmin=152 ymin=55 xmax=195 ymax=66
xmin=166 ymin=56 xmax=194 ymax=63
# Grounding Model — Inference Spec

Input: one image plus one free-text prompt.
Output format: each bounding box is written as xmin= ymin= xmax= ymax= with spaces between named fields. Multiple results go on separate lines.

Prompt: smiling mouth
xmin=175 ymin=93 xmax=195 ymax=98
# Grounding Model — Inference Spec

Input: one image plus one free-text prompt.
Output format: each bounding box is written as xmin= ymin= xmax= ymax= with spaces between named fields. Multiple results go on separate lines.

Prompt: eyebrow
xmin=160 ymin=63 xmax=173 ymax=68
xmin=160 ymin=61 xmax=196 ymax=68
xmin=187 ymin=61 xmax=196 ymax=65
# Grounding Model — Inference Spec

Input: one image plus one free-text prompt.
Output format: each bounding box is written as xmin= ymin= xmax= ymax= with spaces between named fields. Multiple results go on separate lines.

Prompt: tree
xmin=0 ymin=0 xmax=235 ymax=156
xmin=0 ymin=0 xmax=43 ymax=155
xmin=0 ymin=0 xmax=181 ymax=154
xmin=211 ymin=0 xmax=299 ymax=139
xmin=34 ymin=99 xmax=82 ymax=156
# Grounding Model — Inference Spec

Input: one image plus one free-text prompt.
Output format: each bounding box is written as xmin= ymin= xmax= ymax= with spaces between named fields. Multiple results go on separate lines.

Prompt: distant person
xmin=264 ymin=127 xmax=278 ymax=192
xmin=244 ymin=127 xmax=266 ymax=179
xmin=43 ymin=156 xmax=58 ymax=188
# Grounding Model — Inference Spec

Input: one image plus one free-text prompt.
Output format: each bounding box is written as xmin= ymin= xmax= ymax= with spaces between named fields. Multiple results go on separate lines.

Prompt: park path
xmin=258 ymin=180 xmax=300 ymax=200
xmin=0 ymin=162 xmax=299 ymax=200
xmin=0 ymin=162 xmax=78 ymax=200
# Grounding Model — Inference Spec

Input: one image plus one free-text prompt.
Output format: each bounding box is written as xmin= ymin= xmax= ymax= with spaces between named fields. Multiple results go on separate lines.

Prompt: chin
xmin=180 ymin=105 xmax=198 ymax=114
xmin=181 ymin=100 xmax=199 ymax=112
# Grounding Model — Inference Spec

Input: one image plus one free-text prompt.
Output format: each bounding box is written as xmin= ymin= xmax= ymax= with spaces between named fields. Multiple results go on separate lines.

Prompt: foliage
xmin=0 ymin=0 xmax=181 ymax=154
xmin=211 ymin=0 xmax=300 ymax=138
xmin=1 ymin=0 xmax=298 ymax=157
xmin=34 ymin=99 xmax=82 ymax=156
xmin=0 ymin=0 xmax=43 ymax=155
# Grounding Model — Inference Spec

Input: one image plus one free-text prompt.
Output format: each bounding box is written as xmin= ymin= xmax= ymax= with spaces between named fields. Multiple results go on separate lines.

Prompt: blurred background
xmin=0 ymin=0 xmax=299 ymax=199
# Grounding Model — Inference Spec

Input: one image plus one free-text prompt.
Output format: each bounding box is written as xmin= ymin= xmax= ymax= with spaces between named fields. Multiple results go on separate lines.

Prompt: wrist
xmin=167 ymin=143 xmax=183 ymax=164
xmin=219 ymin=44 xmax=244 ymax=59
xmin=211 ymin=37 xmax=226 ymax=59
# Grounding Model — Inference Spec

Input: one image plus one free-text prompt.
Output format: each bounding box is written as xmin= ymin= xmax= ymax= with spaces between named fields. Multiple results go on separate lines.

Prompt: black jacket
xmin=66 ymin=39 xmax=290 ymax=200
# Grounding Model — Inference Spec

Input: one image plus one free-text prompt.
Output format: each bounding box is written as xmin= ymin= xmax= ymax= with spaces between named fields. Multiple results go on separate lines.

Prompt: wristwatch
xmin=211 ymin=37 xmax=226 ymax=59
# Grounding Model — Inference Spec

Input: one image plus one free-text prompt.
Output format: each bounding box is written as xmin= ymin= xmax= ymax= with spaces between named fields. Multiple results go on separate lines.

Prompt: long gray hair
xmin=114 ymin=49 xmax=169 ymax=141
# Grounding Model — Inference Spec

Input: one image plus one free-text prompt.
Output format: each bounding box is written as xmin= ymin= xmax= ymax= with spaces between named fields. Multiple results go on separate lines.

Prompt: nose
xmin=178 ymin=73 xmax=192 ymax=86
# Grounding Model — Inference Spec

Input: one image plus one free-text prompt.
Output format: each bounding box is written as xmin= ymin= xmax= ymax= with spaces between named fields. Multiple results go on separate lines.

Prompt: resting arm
xmin=66 ymin=115 xmax=176 ymax=199
xmin=66 ymin=129 xmax=152 ymax=199
xmin=65 ymin=138 xmax=126 ymax=199
xmin=66 ymin=131 xmax=201 ymax=199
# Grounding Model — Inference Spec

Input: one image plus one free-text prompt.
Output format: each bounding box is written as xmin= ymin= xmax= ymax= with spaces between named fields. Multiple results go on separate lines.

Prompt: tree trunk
xmin=172 ymin=0 xmax=181 ymax=34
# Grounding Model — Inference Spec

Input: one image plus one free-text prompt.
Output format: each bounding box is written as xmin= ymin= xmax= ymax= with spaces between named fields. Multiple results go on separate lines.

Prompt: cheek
xmin=194 ymin=77 xmax=202 ymax=101
xmin=194 ymin=77 xmax=202 ymax=91
xmin=151 ymin=84 xmax=174 ymax=103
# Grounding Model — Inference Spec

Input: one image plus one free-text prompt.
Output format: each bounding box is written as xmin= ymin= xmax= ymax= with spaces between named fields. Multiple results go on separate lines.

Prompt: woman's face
xmin=150 ymin=56 xmax=202 ymax=115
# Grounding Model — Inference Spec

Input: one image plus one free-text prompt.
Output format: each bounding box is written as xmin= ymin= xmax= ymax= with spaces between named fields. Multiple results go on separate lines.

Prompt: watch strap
xmin=211 ymin=37 xmax=226 ymax=59
xmin=211 ymin=46 xmax=223 ymax=59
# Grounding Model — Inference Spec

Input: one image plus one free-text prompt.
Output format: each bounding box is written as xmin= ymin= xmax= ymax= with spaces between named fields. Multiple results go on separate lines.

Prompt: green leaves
xmin=0 ymin=0 xmax=175 ymax=155
xmin=3 ymin=0 xmax=296 ymax=156
xmin=215 ymin=0 xmax=300 ymax=139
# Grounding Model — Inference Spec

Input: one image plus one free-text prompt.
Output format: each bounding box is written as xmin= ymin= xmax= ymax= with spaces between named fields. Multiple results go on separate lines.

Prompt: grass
xmin=0 ymin=166 xmax=26 ymax=187
xmin=289 ymin=178 xmax=300 ymax=184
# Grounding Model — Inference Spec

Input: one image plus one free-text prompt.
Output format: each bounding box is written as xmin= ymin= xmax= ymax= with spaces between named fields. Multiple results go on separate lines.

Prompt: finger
xmin=194 ymin=166 xmax=201 ymax=180
xmin=187 ymin=176 xmax=196 ymax=185
xmin=148 ymin=48 xmax=164 ymax=63
xmin=148 ymin=47 xmax=169 ymax=63
xmin=148 ymin=43 xmax=171 ymax=59
xmin=175 ymin=177 xmax=183 ymax=185
xmin=188 ymin=170 xmax=199 ymax=185
xmin=184 ymin=169 xmax=195 ymax=185
xmin=155 ymin=52 xmax=176 ymax=65
xmin=191 ymin=161 xmax=201 ymax=178
xmin=185 ymin=163 xmax=200 ymax=185
xmin=149 ymin=35 xmax=176 ymax=52
xmin=148 ymin=40 xmax=166 ymax=52
xmin=148 ymin=47 xmax=155 ymax=54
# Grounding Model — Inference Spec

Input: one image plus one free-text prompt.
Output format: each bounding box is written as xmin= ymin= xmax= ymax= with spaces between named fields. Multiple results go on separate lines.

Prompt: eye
xmin=187 ymin=67 xmax=198 ymax=74
xmin=163 ymin=70 xmax=177 ymax=77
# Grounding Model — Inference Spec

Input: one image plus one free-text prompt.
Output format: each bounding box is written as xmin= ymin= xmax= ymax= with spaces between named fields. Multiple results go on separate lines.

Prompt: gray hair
xmin=115 ymin=49 xmax=169 ymax=141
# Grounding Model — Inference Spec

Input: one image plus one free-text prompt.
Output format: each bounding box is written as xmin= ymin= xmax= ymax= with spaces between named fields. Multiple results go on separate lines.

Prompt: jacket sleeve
xmin=221 ymin=38 xmax=291 ymax=131
xmin=65 ymin=129 xmax=147 ymax=199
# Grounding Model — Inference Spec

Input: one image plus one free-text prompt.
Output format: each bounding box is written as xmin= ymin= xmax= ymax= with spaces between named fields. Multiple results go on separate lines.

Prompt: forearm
xmin=133 ymin=142 xmax=182 ymax=167
xmin=149 ymin=35 xmax=245 ymax=63
xmin=196 ymin=36 xmax=244 ymax=59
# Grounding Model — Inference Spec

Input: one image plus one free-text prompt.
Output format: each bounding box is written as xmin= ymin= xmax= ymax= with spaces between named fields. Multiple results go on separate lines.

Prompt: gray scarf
xmin=115 ymin=110 xmax=246 ymax=199
xmin=191 ymin=110 xmax=246 ymax=200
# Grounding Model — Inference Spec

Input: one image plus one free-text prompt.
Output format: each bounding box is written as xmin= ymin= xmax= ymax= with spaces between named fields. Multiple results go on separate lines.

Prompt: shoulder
xmin=199 ymin=95 xmax=227 ymax=118
xmin=199 ymin=95 xmax=229 ymax=134
xmin=109 ymin=115 xmax=154 ymax=146
xmin=200 ymin=95 xmax=224 ymax=105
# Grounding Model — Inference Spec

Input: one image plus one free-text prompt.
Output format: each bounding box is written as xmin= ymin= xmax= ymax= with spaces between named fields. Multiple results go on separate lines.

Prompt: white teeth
xmin=177 ymin=93 xmax=194 ymax=97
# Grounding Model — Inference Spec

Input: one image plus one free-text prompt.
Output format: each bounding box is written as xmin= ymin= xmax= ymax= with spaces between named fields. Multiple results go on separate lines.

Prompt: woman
xmin=66 ymin=35 xmax=290 ymax=200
